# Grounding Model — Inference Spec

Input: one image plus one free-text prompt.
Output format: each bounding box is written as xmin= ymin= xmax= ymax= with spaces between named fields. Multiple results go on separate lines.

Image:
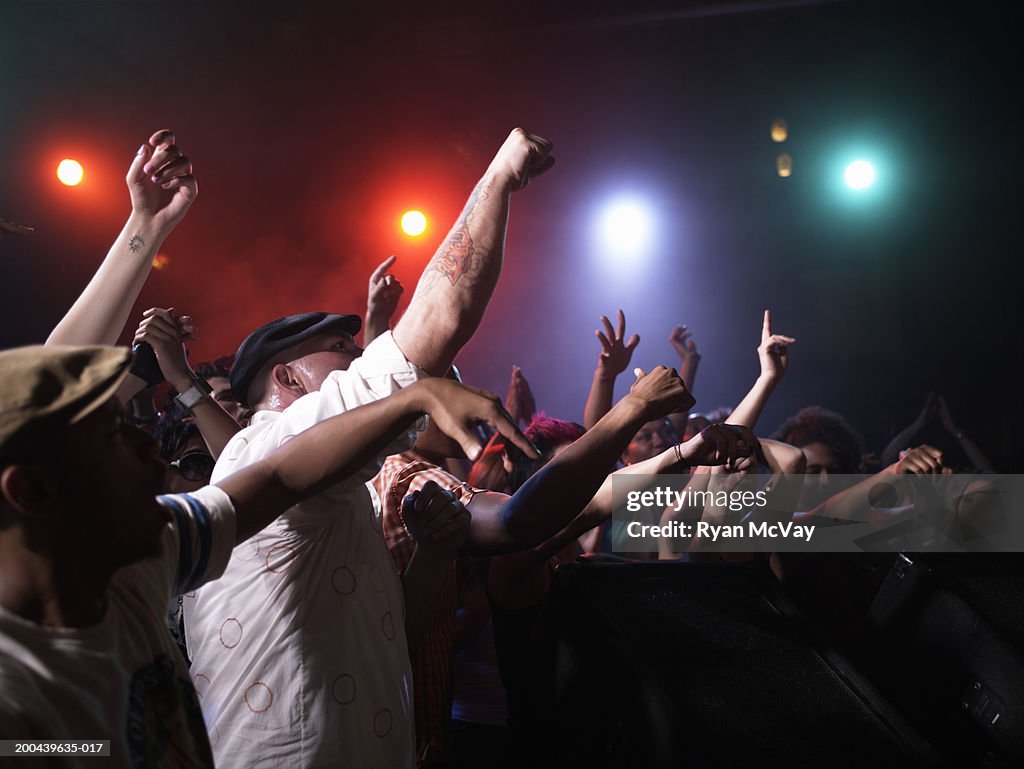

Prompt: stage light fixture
xmin=844 ymin=160 xmax=875 ymax=190
xmin=598 ymin=199 xmax=653 ymax=255
xmin=771 ymin=119 xmax=788 ymax=143
xmin=57 ymin=159 xmax=83 ymax=186
xmin=401 ymin=210 xmax=427 ymax=236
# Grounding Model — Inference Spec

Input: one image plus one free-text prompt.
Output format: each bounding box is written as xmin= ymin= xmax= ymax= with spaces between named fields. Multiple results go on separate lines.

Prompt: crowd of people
xmin=0 ymin=127 xmax=997 ymax=768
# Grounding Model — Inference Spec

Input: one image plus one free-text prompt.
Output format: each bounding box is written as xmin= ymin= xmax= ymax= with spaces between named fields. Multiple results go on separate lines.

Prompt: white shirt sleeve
xmin=213 ymin=330 xmax=428 ymax=490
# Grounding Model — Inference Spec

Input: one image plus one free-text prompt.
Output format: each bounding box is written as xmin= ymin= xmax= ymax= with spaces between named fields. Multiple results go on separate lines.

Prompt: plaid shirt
xmin=372 ymin=451 xmax=481 ymax=767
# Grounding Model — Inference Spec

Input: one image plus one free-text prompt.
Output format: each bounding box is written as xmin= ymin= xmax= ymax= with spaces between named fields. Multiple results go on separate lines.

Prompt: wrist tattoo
xmin=128 ymin=234 xmax=145 ymax=253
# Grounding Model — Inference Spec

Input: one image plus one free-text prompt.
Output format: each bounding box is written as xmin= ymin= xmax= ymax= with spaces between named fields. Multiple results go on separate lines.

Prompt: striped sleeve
xmin=157 ymin=485 xmax=238 ymax=596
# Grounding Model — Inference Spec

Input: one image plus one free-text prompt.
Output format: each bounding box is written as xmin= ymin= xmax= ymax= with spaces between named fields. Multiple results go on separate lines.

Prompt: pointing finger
xmin=371 ymin=255 xmax=397 ymax=284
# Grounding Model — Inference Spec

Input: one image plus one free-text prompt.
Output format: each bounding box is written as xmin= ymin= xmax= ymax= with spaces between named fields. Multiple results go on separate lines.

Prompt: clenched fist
xmin=487 ymin=128 xmax=555 ymax=192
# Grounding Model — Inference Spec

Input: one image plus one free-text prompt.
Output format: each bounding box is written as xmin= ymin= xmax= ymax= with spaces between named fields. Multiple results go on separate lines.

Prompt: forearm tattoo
xmin=128 ymin=234 xmax=145 ymax=253
xmin=434 ymin=227 xmax=474 ymax=286
xmin=430 ymin=178 xmax=492 ymax=286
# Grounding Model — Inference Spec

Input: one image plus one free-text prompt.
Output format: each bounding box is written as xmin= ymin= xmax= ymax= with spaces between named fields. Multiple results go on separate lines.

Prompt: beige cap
xmin=0 ymin=345 xmax=132 ymax=458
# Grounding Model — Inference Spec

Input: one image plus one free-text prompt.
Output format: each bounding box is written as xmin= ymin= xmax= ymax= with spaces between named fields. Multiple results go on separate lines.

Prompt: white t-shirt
xmin=0 ymin=485 xmax=236 ymax=769
xmin=184 ymin=331 xmax=425 ymax=769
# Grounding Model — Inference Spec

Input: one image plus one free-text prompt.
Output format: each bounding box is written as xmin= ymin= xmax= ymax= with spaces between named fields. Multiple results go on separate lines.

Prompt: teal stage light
xmin=844 ymin=160 xmax=876 ymax=190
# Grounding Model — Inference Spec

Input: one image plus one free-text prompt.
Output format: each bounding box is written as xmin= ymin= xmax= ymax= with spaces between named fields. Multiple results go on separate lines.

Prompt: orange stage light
xmin=57 ymin=159 xmax=84 ymax=186
xmin=400 ymin=210 xmax=427 ymax=237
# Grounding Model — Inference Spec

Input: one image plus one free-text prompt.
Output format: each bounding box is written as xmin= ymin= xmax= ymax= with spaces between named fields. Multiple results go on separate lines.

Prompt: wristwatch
xmin=173 ymin=377 xmax=213 ymax=414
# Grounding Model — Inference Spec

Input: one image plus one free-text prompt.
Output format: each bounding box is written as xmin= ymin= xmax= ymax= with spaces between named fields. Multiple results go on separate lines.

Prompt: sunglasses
xmin=169 ymin=451 xmax=216 ymax=482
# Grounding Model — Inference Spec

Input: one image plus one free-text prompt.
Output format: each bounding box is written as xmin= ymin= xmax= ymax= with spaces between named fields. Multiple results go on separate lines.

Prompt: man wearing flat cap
xmin=184 ymin=129 xmax=556 ymax=769
xmin=0 ymin=344 xmax=540 ymax=766
xmin=0 ymin=345 xmax=226 ymax=767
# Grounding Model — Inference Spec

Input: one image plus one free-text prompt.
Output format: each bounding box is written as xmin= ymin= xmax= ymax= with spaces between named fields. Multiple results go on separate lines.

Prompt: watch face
xmin=177 ymin=384 xmax=205 ymax=410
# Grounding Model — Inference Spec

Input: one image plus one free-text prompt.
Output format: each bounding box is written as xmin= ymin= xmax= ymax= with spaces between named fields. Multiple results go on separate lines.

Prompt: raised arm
xmin=392 ymin=128 xmax=554 ymax=375
xmin=463 ymin=365 xmax=693 ymax=555
xmin=583 ymin=309 xmax=639 ymax=429
xmin=937 ymin=394 xmax=993 ymax=472
xmin=669 ymin=325 xmax=701 ymax=395
xmin=726 ymin=309 xmax=796 ymax=431
xmin=759 ymin=438 xmax=807 ymax=475
xmin=879 ymin=393 xmax=938 ymax=467
xmin=47 ymin=130 xmax=197 ymax=346
xmin=216 ymin=377 xmax=538 ymax=543
xmin=794 ymin=444 xmax=945 ymax=525
xmin=127 ymin=308 xmax=241 ymax=459
xmin=489 ymin=424 xmax=758 ymax=598
xmin=504 ymin=365 xmax=536 ymax=427
xmin=539 ymin=423 xmax=758 ymax=555
xmin=363 ymin=255 xmax=405 ymax=346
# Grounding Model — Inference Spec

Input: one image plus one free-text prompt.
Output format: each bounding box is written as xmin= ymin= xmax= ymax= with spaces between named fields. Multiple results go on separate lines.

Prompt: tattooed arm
xmin=392 ymin=128 xmax=554 ymax=375
xmin=47 ymin=130 xmax=197 ymax=346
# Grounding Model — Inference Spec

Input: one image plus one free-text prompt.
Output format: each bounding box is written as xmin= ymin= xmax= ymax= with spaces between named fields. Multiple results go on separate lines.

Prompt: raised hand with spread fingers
xmin=597 ymin=309 xmax=640 ymax=380
xmin=584 ymin=308 xmax=640 ymax=429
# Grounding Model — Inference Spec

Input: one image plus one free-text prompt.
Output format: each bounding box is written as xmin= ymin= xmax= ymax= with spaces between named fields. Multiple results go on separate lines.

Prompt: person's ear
xmin=500 ymin=449 xmax=514 ymax=474
xmin=0 ymin=464 xmax=60 ymax=519
xmin=271 ymin=363 xmax=307 ymax=397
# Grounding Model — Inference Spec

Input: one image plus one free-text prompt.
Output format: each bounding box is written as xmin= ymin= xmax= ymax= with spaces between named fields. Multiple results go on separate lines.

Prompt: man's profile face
xmin=286 ymin=332 xmax=364 ymax=393
xmin=56 ymin=398 xmax=171 ymax=569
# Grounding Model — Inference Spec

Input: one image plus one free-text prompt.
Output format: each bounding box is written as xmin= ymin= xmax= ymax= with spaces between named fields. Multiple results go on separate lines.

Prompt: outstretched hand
xmin=487 ymin=128 xmax=555 ymax=192
xmin=669 ymin=325 xmax=700 ymax=365
xmin=757 ymin=309 xmax=796 ymax=382
xmin=415 ymin=378 xmax=540 ymax=462
xmin=126 ymin=129 xmax=197 ymax=237
xmin=627 ymin=365 xmax=695 ymax=420
xmin=596 ymin=309 xmax=640 ymax=379
xmin=402 ymin=480 xmax=472 ymax=560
